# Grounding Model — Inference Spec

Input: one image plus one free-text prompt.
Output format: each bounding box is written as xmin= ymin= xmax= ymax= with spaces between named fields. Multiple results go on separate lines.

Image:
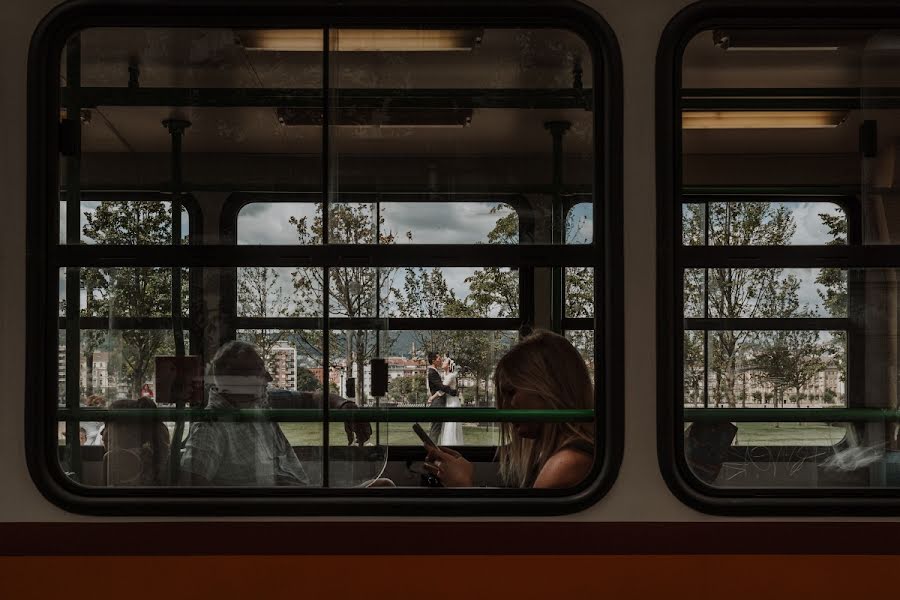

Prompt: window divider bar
xmin=684 ymin=317 xmax=849 ymax=331
xmin=321 ymin=27 xmax=330 ymax=490
xmin=52 ymin=244 xmax=597 ymax=268
xmin=236 ymin=317 xmax=521 ymax=331
xmin=680 ymin=245 xmax=900 ymax=268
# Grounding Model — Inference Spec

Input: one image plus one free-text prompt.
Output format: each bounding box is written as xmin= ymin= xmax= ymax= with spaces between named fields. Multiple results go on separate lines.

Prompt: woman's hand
xmin=424 ymin=446 xmax=474 ymax=487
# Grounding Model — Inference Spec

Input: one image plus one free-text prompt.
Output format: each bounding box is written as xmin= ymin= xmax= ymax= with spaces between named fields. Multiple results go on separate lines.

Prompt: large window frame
xmin=27 ymin=0 xmax=623 ymax=515
xmin=657 ymin=1 xmax=900 ymax=514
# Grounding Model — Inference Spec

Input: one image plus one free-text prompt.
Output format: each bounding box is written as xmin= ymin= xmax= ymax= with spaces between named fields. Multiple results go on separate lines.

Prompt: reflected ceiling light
xmin=237 ymin=29 xmax=483 ymax=52
xmin=683 ymin=110 xmax=848 ymax=129
xmin=713 ymin=30 xmax=839 ymax=52
xmin=277 ymin=107 xmax=473 ymax=128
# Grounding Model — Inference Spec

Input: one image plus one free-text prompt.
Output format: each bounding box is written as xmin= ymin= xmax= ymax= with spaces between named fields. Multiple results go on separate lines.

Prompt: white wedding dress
xmin=439 ymin=371 xmax=464 ymax=446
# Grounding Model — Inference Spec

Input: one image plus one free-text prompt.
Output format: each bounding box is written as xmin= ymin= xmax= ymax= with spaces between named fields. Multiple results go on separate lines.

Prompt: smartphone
xmin=412 ymin=423 xmax=437 ymax=448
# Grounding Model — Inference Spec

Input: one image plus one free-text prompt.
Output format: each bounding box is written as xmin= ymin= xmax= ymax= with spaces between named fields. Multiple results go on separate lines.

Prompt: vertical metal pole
xmin=163 ymin=118 xmax=190 ymax=484
xmin=321 ymin=28 xmax=331 ymax=488
xmin=544 ymin=121 xmax=570 ymax=334
xmin=163 ymin=119 xmax=190 ymax=358
xmin=64 ymin=35 xmax=82 ymax=478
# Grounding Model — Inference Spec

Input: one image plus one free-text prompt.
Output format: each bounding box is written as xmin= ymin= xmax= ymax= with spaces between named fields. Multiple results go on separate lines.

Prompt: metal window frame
xmin=657 ymin=0 xmax=900 ymax=515
xmin=26 ymin=0 xmax=623 ymax=515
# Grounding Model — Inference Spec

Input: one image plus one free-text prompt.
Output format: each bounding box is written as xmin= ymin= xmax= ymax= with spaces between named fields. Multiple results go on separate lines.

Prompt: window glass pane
xmin=60 ymin=199 xmax=190 ymax=245
xmin=59 ymin=267 xmax=191 ymax=319
xmin=329 ymin=27 xmax=594 ymax=246
xmin=675 ymin=27 xmax=900 ymax=494
xmin=683 ymin=268 xmax=846 ymax=319
xmin=237 ymin=266 xmax=319 ymax=317
xmin=682 ymin=28 xmax=900 ymax=246
xmin=565 ymin=329 xmax=594 ymax=378
xmin=49 ymin=20 xmax=605 ymax=499
xmin=59 ymin=28 xmax=324 ymax=247
xmin=236 ymin=200 xmax=521 ymax=245
xmin=681 ymin=202 xmax=846 ymax=246
xmin=566 ymin=201 xmax=593 ymax=244
xmin=565 ymin=267 xmax=593 ymax=318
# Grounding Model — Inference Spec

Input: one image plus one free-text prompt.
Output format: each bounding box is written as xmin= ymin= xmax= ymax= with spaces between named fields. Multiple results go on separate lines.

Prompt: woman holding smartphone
xmin=424 ymin=330 xmax=594 ymax=489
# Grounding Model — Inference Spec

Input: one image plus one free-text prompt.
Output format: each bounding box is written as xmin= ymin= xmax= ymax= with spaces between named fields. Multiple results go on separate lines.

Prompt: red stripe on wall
xmin=3 ymin=555 xmax=900 ymax=600
xmin=2 ymin=522 xmax=900 ymax=555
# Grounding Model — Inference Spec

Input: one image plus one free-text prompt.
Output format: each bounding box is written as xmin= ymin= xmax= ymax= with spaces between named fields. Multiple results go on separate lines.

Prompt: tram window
xmin=31 ymin=3 xmax=620 ymax=513
xmin=660 ymin=10 xmax=900 ymax=509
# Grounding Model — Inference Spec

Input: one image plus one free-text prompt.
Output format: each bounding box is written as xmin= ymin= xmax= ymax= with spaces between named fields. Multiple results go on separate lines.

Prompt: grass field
xmin=280 ymin=422 xmax=500 ymax=446
xmin=732 ymin=422 xmax=848 ymax=446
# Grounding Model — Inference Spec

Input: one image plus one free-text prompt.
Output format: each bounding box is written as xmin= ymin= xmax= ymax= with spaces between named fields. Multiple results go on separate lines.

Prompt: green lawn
xmin=280 ymin=422 xmax=500 ymax=447
xmin=683 ymin=422 xmax=848 ymax=446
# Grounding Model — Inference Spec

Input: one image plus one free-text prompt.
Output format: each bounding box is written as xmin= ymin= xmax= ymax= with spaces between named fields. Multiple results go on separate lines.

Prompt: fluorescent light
xmin=724 ymin=46 xmax=839 ymax=52
xmin=237 ymin=29 xmax=482 ymax=52
xmin=713 ymin=30 xmax=840 ymax=52
xmin=683 ymin=110 xmax=848 ymax=129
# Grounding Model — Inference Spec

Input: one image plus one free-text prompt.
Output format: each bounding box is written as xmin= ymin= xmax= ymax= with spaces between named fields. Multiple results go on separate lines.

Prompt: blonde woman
xmin=424 ymin=330 xmax=594 ymax=489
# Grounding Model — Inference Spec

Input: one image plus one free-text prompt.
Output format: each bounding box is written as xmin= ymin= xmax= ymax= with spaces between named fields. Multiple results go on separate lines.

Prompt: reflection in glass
xmin=682 ymin=202 xmax=846 ymax=247
xmin=61 ymin=200 xmax=190 ymax=245
xmin=686 ymin=330 xmax=846 ymax=410
xmin=684 ymin=268 xmax=846 ymax=319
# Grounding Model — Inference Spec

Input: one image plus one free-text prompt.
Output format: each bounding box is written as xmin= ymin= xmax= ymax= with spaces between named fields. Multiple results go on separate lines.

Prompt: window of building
xmin=658 ymin=4 xmax=900 ymax=511
xmin=28 ymin=3 xmax=622 ymax=514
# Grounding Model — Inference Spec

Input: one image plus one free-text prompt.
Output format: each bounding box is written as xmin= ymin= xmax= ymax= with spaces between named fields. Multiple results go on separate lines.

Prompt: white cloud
xmin=789 ymin=202 xmax=843 ymax=245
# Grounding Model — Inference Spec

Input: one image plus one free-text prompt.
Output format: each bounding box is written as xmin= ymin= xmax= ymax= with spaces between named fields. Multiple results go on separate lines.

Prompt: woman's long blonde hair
xmin=494 ymin=330 xmax=594 ymax=487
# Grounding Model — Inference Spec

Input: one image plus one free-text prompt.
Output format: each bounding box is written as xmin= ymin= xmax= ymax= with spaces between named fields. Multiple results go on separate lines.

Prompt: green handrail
xmin=685 ymin=408 xmax=900 ymax=423
xmin=57 ymin=408 xmax=595 ymax=423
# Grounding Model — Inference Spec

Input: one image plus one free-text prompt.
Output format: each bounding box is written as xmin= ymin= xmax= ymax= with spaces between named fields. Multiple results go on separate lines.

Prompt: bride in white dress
xmin=434 ymin=358 xmax=464 ymax=446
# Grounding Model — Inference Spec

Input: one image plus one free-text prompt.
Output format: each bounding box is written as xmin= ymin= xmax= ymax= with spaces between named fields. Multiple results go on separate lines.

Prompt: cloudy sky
xmin=60 ymin=198 xmax=844 ymax=318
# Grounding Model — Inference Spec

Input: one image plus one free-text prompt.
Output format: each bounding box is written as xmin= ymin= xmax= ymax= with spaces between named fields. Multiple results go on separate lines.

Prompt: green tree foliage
xmin=465 ymin=204 xmax=518 ymax=318
xmin=290 ymin=203 xmax=404 ymax=405
xmin=395 ymin=266 xmax=457 ymax=353
xmin=751 ymin=324 xmax=827 ymax=411
xmin=296 ymin=366 xmax=321 ymax=392
xmin=80 ymin=200 xmax=185 ymax=398
xmin=236 ymin=266 xmax=290 ymax=374
xmin=815 ymin=209 xmax=848 ymax=380
xmin=387 ymin=372 xmax=428 ymax=404
xmin=683 ymin=202 xmax=803 ymax=407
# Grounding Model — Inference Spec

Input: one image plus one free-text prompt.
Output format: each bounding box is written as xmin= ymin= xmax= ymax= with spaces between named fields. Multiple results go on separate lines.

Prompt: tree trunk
xmin=355 ymin=330 xmax=366 ymax=405
xmin=85 ymin=351 xmax=94 ymax=397
xmin=724 ymin=355 xmax=737 ymax=407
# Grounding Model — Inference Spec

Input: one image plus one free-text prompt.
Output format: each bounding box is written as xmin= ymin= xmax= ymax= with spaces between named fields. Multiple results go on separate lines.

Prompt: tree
xmin=815 ymin=209 xmax=848 ymax=382
xmin=290 ymin=203 xmax=404 ymax=405
xmin=237 ymin=266 xmax=290 ymax=374
xmin=683 ymin=330 xmax=704 ymax=406
xmin=752 ymin=325 xmax=827 ymax=414
xmin=464 ymin=203 xmax=518 ymax=318
xmin=564 ymin=206 xmax=595 ymax=362
xmin=81 ymin=200 xmax=185 ymax=398
xmin=683 ymin=202 xmax=798 ymax=407
xmin=387 ymin=373 xmax=427 ymax=404
xmin=296 ymin=366 xmax=320 ymax=392
xmin=395 ymin=266 xmax=457 ymax=353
